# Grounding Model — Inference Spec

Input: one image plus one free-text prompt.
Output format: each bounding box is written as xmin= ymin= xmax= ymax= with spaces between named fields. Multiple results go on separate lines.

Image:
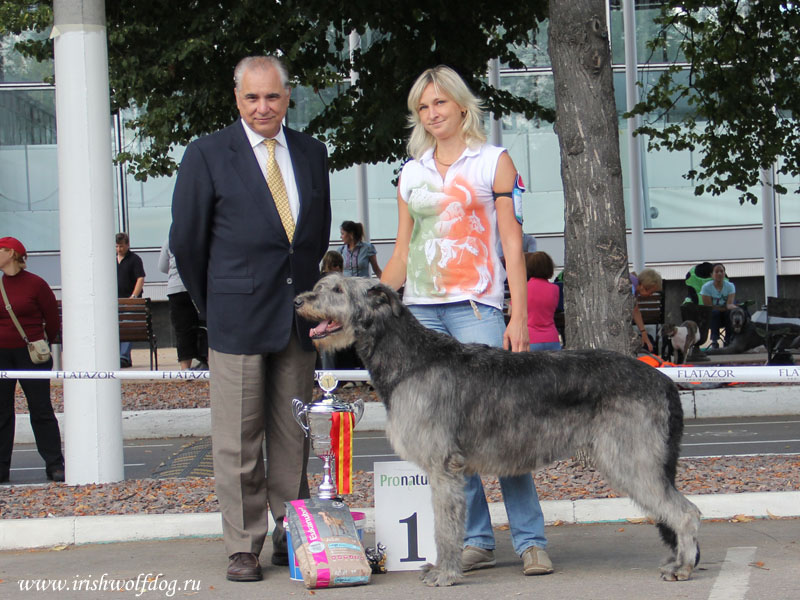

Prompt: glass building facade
xmin=1 ymin=5 xmax=798 ymax=281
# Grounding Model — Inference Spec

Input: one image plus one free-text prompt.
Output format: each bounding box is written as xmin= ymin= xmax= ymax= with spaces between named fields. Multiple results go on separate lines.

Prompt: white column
xmin=623 ymin=0 xmax=646 ymax=273
xmin=761 ymin=166 xmax=778 ymax=298
xmin=349 ymin=31 xmax=370 ymax=237
xmin=488 ymin=58 xmax=502 ymax=147
xmin=53 ymin=0 xmax=124 ymax=484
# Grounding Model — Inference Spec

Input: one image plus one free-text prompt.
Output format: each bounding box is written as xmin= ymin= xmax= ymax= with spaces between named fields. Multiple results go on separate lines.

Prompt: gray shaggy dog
xmin=294 ymin=275 xmax=701 ymax=586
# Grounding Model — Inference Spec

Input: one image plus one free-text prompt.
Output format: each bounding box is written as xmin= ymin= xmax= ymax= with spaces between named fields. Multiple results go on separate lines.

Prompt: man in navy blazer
xmin=170 ymin=56 xmax=330 ymax=582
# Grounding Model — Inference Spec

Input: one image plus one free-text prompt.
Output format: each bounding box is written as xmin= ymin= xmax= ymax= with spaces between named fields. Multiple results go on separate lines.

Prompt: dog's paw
xmin=659 ymin=564 xmax=693 ymax=582
xmin=419 ymin=563 xmax=462 ymax=587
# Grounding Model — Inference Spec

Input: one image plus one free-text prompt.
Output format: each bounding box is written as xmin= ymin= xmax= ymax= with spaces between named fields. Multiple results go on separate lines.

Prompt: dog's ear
xmin=366 ymin=284 xmax=402 ymax=317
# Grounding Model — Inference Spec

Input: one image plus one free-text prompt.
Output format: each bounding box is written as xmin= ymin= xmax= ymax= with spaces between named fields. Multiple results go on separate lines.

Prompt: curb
xmin=15 ymin=404 xmax=389 ymax=442
xmin=13 ymin=386 xmax=800 ymax=442
xmin=2 ymin=491 xmax=799 ymax=551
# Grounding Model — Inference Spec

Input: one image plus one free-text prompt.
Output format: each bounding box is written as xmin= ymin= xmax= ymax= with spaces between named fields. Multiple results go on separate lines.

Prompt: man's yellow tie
xmin=264 ymin=138 xmax=295 ymax=242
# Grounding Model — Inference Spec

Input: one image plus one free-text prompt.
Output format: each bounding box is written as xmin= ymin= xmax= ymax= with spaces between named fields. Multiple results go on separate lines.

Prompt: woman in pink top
xmin=525 ymin=252 xmax=561 ymax=351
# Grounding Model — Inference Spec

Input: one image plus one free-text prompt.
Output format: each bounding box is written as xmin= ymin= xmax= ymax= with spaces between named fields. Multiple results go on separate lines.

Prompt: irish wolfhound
xmin=294 ymin=275 xmax=701 ymax=586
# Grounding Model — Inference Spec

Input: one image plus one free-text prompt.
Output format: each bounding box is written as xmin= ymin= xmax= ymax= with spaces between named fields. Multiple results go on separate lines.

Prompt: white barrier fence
xmin=0 ymin=369 xmax=371 ymax=381
xmin=1 ymin=366 xmax=799 ymax=383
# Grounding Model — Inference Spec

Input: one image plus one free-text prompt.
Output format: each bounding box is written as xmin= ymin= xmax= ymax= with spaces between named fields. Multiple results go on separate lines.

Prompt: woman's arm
xmin=494 ymin=152 xmax=529 ymax=353
xmin=369 ymin=254 xmax=383 ymax=279
xmin=632 ymin=301 xmax=652 ymax=352
xmin=37 ymin=279 xmax=61 ymax=343
xmin=158 ymin=241 xmax=170 ymax=275
xmin=724 ymin=292 xmax=736 ymax=310
xmin=380 ymin=187 xmax=413 ymax=290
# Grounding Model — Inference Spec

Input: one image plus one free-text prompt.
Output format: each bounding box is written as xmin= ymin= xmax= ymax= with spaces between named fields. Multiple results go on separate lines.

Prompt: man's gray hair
xmin=233 ymin=56 xmax=290 ymax=90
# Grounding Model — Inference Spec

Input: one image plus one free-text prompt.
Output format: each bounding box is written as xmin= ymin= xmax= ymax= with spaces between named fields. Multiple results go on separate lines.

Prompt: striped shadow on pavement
xmin=152 ymin=437 xmax=214 ymax=478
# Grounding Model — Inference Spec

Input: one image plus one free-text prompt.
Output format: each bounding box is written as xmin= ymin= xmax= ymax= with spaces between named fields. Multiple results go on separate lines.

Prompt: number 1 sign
xmin=374 ymin=461 xmax=438 ymax=571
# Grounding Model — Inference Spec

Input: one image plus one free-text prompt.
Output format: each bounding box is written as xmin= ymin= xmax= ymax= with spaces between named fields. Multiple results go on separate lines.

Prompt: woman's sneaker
xmin=522 ymin=546 xmax=553 ymax=575
xmin=461 ymin=546 xmax=496 ymax=571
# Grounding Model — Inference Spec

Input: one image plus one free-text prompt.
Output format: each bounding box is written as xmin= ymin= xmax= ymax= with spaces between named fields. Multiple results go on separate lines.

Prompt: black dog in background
xmin=704 ymin=306 xmax=763 ymax=355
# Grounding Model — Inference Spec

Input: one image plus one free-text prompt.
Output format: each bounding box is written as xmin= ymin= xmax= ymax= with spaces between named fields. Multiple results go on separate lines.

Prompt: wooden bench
xmin=118 ymin=298 xmax=158 ymax=369
xmin=551 ymin=291 xmax=664 ymax=350
xmin=637 ymin=291 xmax=665 ymax=354
xmin=57 ymin=298 xmax=159 ymax=369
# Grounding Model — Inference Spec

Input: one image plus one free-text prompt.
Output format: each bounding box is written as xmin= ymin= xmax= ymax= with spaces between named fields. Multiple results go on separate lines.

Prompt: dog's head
xmin=294 ymin=274 xmax=403 ymax=351
xmin=729 ymin=306 xmax=750 ymax=334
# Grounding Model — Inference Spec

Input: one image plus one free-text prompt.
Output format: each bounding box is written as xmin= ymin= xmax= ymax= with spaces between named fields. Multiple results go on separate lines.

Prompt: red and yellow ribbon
xmin=330 ymin=412 xmax=355 ymax=495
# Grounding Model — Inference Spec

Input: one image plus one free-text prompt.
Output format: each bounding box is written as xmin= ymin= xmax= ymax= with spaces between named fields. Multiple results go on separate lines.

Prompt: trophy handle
xmin=292 ymin=398 xmax=309 ymax=435
xmin=351 ymin=398 xmax=365 ymax=426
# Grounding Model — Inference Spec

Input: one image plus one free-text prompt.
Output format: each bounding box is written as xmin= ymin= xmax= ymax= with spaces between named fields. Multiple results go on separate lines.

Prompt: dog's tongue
xmin=309 ymin=320 xmax=340 ymax=338
xmin=309 ymin=320 xmax=330 ymax=338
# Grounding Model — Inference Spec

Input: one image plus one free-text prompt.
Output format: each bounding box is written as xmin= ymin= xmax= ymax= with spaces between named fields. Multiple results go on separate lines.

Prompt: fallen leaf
xmin=731 ymin=514 xmax=755 ymax=523
xmin=749 ymin=561 xmax=769 ymax=570
xmin=617 ymin=528 xmax=625 ymax=532
xmin=627 ymin=517 xmax=646 ymax=524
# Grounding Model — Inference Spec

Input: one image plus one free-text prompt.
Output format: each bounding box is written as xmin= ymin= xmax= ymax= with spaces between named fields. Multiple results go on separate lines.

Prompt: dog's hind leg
xmin=591 ymin=421 xmax=701 ymax=580
xmin=601 ymin=463 xmax=700 ymax=579
xmin=419 ymin=469 xmax=467 ymax=587
xmin=649 ymin=488 xmax=701 ymax=580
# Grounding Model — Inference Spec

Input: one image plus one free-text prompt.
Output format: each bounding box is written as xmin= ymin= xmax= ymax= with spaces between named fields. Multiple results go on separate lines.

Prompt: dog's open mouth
xmin=309 ymin=319 xmax=343 ymax=339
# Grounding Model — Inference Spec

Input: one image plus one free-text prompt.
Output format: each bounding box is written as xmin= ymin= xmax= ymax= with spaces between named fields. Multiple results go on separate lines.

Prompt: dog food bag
xmin=285 ymin=498 xmax=371 ymax=589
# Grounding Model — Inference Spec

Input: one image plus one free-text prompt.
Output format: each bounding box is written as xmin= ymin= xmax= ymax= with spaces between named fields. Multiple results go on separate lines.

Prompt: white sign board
xmin=374 ymin=461 xmax=437 ymax=571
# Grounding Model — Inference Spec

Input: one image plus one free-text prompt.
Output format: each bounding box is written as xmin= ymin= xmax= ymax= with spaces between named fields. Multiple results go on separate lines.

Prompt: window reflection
xmin=0 ymin=89 xmax=59 ymax=251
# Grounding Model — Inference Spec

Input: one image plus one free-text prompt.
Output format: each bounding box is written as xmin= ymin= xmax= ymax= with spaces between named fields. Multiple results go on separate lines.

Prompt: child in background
xmin=321 ymin=251 xmax=343 ymax=275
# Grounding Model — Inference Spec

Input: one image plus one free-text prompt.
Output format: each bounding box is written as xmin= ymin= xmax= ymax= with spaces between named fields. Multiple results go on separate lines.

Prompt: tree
xmin=3 ymin=0 xmax=636 ymax=354
xmin=628 ymin=0 xmax=800 ymax=205
xmin=548 ymin=0 xmax=632 ymax=353
xmin=0 ymin=0 xmax=553 ymax=178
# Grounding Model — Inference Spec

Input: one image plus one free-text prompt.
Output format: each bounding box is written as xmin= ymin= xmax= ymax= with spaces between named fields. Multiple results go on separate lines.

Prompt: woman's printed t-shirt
xmin=399 ymin=144 xmax=507 ymax=310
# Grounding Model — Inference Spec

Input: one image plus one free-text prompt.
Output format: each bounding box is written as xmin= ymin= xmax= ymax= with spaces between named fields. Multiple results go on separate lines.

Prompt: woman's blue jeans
xmin=530 ymin=341 xmax=562 ymax=352
xmin=408 ymin=301 xmax=547 ymax=555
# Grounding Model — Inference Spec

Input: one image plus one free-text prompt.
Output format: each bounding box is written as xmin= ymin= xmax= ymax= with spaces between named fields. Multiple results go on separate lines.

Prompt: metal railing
xmin=2 ymin=366 xmax=799 ymax=384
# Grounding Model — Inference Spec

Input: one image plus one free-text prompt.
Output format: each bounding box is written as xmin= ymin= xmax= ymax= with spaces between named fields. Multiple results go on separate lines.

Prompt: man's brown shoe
xmin=226 ymin=552 xmax=262 ymax=582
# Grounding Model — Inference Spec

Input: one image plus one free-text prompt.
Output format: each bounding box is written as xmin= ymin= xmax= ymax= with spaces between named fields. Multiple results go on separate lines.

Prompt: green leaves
xmin=629 ymin=0 xmax=800 ymax=205
xmin=2 ymin=0 xmax=551 ymax=179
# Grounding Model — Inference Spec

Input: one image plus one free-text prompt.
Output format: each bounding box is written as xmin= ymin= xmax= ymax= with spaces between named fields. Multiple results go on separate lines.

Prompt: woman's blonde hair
xmin=406 ymin=65 xmax=486 ymax=160
xmin=636 ymin=268 xmax=663 ymax=292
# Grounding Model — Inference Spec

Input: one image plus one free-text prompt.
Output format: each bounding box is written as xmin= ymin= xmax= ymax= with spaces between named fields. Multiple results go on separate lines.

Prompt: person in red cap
xmin=0 ymin=237 xmax=64 ymax=483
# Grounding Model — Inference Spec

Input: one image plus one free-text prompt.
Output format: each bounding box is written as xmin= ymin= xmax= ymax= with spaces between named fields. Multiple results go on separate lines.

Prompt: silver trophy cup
xmin=292 ymin=373 xmax=365 ymax=499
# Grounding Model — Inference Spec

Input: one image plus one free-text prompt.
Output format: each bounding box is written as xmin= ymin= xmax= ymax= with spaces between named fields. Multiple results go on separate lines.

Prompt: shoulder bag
xmin=0 ymin=276 xmax=51 ymax=364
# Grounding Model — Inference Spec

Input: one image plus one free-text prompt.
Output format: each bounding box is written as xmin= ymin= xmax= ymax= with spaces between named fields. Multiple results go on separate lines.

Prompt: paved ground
xmin=1 ymin=519 xmax=798 ymax=599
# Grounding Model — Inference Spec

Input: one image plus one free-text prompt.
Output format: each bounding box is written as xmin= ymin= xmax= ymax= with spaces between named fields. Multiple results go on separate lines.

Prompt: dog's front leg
xmin=420 ymin=470 xmax=466 ymax=587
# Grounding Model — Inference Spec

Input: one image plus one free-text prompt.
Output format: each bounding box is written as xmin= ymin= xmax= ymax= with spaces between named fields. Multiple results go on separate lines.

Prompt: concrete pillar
xmin=53 ymin=0 xmax=124 ymax=484
xmin=623 ymin=0 xmax=646 ymax=273
xmin=488 ymin=58 xmax=502 ymax=147
xmin=349 ymin=31 xmax=370 ymax=237
xmin=761 ymin=166 xmax=778 ymax=298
